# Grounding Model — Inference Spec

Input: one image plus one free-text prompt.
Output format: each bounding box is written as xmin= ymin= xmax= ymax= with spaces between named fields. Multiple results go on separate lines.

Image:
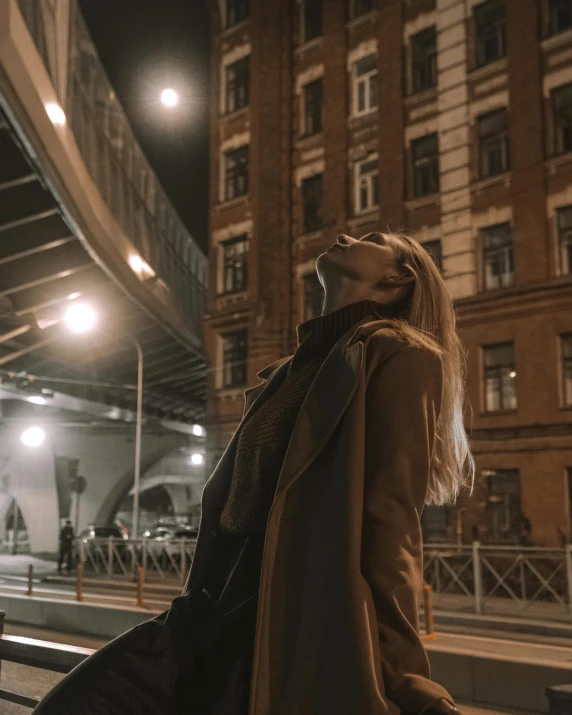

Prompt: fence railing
xmin=0 ymin=609 xmax=94 ymax=709
xmin=76 ymin=537 xmax=196 ymax=585
xmin=424 ymin=541 xmax=572 ymax=622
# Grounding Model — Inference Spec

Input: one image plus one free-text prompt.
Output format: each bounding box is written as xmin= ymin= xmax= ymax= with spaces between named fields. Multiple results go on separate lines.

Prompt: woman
xmin=35 ymin=231 xmax=473 ymax=715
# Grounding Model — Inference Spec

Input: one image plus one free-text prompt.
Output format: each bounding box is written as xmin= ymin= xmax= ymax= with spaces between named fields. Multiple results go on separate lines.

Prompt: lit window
xmin=481 ymin=223 xmax=514 ymax=290
xmin=355 ymin=156 xmax=379 ymax=213
xmin=483 ymin=341 xmax=517 ymax=412
xmin=225 ymin=56 xmax=249 ymax=114
xmin=352 ymin=54 xmax=378 ymax=116
xmin=218 ymin=235 xmax=248 ymax=294
xmin=221 ymin=330 xmax=248 ymax=388
xmin=474 ymin=0 xmax=506 ymax=67
xmin=411 ymin=133 xmax=439 ymax=197
xmin=552 ymin=83 xmax=572 ymax=155
xmin=223 ymin=146 xmax=249 ymax=201
xmin=478 ymin=108 xmax=509 ymax=178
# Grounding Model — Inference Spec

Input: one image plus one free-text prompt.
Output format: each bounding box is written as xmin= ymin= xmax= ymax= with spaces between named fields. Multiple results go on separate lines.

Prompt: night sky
xmin=78 ymin=0 xmax=211 ymax=255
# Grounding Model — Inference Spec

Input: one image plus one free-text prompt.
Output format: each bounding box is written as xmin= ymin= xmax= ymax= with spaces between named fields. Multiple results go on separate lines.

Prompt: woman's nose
xmin=337 ymin=234 xmax=354 ymax=245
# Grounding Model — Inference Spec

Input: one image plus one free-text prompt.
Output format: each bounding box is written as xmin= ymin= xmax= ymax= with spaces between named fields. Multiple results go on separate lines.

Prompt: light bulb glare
xmin=45 ymin=102 xmax=66 ymax=126
xmin=161 ymin=88 xmax=179 ymax=107
xmin=64 ymin=303 xmax=96 ymax=333
xmin=191 ymin=453 xmax=203 ymax=465
xmin=20 ymin=426 xmax=45 ymax=448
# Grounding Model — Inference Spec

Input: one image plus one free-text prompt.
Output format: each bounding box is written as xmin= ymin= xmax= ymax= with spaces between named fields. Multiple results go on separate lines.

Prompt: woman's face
xmin=316 ymin=232 xmax=400 ymax=290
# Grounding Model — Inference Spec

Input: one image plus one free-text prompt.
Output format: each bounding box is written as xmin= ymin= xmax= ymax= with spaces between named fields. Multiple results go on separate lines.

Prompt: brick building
xmin=204 ymin=0 xmax=572 ymax=546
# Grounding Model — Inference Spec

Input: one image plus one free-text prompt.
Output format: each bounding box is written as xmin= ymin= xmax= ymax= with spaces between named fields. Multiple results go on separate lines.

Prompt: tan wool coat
xmin=184 ymin=316 xmax=457 ymax=715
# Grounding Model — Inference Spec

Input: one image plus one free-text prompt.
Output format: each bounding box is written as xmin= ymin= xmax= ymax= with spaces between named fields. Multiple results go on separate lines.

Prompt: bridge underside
xmin=0 ymin=108 xmax=207 ymax=424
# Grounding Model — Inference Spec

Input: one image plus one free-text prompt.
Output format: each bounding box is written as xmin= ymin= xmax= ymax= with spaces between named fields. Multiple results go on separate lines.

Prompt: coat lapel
xmin=274 ymin=324 xmax=365 ymax=499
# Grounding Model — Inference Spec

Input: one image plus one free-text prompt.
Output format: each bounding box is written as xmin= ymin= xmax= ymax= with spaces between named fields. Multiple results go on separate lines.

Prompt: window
xmin=478 ymin=108 xmax=509 ymax=178
xmin=481 ymin=222 xmax=514 ymax=290
xmin=552 ymin=83 xmax=572 ymax=155
xmin=423 ymin=239 xmax=443 ymax=272
xmin=302 ymin=79 xmax=323 ymax=136
xmin=474 ymin=0 xmax=506 ymax=67
xmin=219 ymin=235 xmax=248 ymax=294
xmin=550 ymin=0 xmax=572 ymax=35
xmin=221 ymin=330 xmax=248 ymax=388
xmin=302 ymin=272 xmax=324 ymax=321
xmin=421 ymin=506 xmax=449 ymax=543
xmin=303 ymin=0 xmax=322 ymax=42
xmin=301 ymin=174 xmax=323 ymax=232
xmin=351 ymin=0 xmax=375 ymax=18
xmin=411 ymin=27 xmax=437 ymax=94
xmin=225 ymin=56 xmax=249 ymax=114
xmin=484 ymin=469 xmax=521 ymax=542
xmin=561 ymin=333 xmax=572 ymax=406
xmin=558 ymin=206 xmax=572 ymax=274
xmin=355 ymin=156 xmax=379 ymax=213
xmin=483 ymin=341 xmax=517 ymax=412
xmin=352 ymin=54 xmax=378 ymax=116
xmin=223 ymin=146 xmax=249 ymax=201
xmin=411 ymin=134 xmax=439 ymax=197
xmin=226 ymin=0 xmax=249 ymax=27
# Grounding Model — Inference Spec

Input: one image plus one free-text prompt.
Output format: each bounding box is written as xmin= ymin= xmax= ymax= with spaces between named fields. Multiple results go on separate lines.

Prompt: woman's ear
xmin=382 ymin=271 xmax=415 ymax=286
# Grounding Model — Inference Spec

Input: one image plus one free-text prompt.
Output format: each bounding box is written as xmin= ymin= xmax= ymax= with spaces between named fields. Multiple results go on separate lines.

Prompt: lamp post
xmin=64 ymin=303 xmax=144 ymax=539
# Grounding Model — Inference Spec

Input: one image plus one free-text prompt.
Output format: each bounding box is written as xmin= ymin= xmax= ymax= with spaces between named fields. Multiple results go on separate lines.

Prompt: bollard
xmin=26 ymin=564 xmax=33 ymax=597
xmin=421 ymin=584 xmax=438 ymax=640
xmin=135 ymin=567 xmax=145 ymax=607
xmin=76 ymin=563 xmax=83 ymax=601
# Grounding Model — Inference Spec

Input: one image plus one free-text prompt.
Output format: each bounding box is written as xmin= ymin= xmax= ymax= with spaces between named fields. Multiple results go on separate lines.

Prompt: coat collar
xmin=201 ymin=314 xmax=397 ymax=523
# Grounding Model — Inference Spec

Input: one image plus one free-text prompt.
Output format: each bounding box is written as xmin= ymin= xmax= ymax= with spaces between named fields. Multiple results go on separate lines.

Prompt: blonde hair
xmin=382 ymin=232 xmax=475 ymax=505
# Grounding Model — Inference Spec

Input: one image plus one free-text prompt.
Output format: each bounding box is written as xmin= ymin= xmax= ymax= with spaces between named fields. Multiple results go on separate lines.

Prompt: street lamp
xmin=63 ymin=303 xmax=144 ymax=539
xmin=160 ymin=88 xmax=179 ymax=108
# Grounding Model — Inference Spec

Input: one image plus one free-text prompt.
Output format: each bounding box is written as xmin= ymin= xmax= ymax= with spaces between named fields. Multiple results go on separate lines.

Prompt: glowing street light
xmin=160 ymin=88 xmax=179 ymax=108
xmin=20 ymin=426 xmax=45 ymax=448
xmin=64 ymin=303 xmax=97 ymax=333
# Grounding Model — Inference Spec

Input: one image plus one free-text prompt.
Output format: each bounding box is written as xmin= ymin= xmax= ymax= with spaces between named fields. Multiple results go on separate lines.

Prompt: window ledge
xmin=471 ymin=172 xmax=511 ymax=193
xmin=214 ymin=194 xmax=250 ymax=212
xmin=479 ymin=410 xmax=518 ymax=417
xmin=347 ymin=208 xmax=379 ymax=228
xmin=216 ymin=290 xmax=249 ymax=301
xmin=347 ymin=107 xmax=378 ymax=126
xmin=295 ymin=132 xmax=324 ymax=150
xmin=295 ymin=36 xmax=324 ymax=55
xmin=468 ymin=56 xmax=508 ymax=82
xmin=295 ymin=227 xmax=325 ymax=246
xmin=346 ymin=10 xmax=378 ymax=32
xmin=221 ymin=106 xmax=249 ymax=122
xmin=404 ymin=87 xmax=438 ymax=107
xmin=541 ymin=26 xmax=572 ymax=52
xmin=405 ymin=194 xmax=440 ymax=211
xmin=546 ymin=152 xmax=572 ymax=173
xmin=220 ymin=18 xmax=250 ymax=39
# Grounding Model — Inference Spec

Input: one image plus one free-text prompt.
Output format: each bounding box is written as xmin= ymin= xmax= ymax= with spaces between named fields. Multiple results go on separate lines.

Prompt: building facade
xmin=205 ymin=0 xmax=572 ymax=546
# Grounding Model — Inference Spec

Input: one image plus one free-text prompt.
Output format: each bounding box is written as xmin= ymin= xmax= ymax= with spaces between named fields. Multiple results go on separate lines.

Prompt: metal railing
xmin=424 ymin=541 xmax=572 ymax=622
xmin=16 ymin=0 xmax=207 ymax=334
xmin=0 ymin=609 xmax=94 ymax=709
xmin=77 ymin=536 xmax=196 ymax=585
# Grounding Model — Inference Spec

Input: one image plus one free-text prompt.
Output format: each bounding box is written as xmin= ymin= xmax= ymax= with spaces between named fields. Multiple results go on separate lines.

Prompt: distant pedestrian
xmin=58 ymin=520 xmax=74 ymax=574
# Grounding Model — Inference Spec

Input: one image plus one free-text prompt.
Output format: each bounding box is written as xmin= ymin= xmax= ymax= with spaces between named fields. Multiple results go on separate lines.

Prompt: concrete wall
xmin=0 ymin=426 xmax=185 ymax=553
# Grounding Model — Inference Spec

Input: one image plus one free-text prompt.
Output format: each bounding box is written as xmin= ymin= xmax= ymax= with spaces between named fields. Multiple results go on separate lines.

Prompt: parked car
xmin=143 ymin=525 xmax=198 ymax=561
xmin=78 ymin=525 xmax=128 ymax=564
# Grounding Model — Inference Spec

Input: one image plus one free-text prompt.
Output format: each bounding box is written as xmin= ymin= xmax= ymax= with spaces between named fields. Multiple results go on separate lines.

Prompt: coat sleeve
xmin=361 ymin=344 xmax=457 ymax=715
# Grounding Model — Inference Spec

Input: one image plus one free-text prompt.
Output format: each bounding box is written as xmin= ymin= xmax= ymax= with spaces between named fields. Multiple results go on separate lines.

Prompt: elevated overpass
xmin=0 ymin=0 xmax=208 ymax=552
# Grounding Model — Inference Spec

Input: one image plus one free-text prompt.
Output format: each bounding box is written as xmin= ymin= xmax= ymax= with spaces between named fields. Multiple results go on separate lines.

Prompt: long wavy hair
xmin=380 ymin=232 xmax=475 ymax=506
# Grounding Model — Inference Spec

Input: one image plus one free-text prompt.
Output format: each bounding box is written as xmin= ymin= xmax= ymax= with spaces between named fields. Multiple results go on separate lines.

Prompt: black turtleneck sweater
xmin=218 ymin=299 xmax=398 ymax=534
